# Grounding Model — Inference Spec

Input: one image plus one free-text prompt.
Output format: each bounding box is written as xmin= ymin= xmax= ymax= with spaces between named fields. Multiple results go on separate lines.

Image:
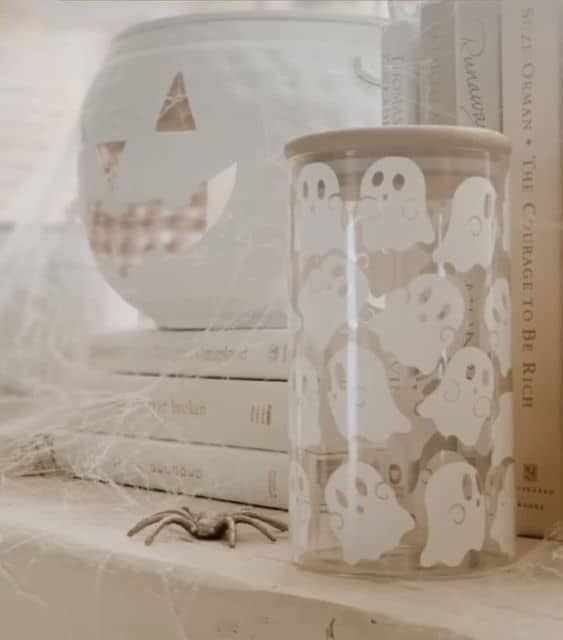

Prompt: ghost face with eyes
xmin=434 ymin=177 xmax=498 ymax=272
xmin=290 ymin=355 xmax=321 ymax=449
xmin=297 ymin=252 xmax=369 ymax=354
xmin=294 ymin=163 xmax=347 ymax=263
xmin=421 ymin=462 xmax=486 ymax=567
xmin=289 ymin=461 xmax=312 ymax=553
xmin=418 ymin=347 xmax=494 ymax=447
xmin=328 ymin=344 xmax=411 ymax=446
xmin=371 ymin=274 xmax=465 ymax=374
xmin=356 ymin=157 xmax=435 ymax=253
xmin=326 ymin=462 xmax=414 ymax=565
xmin=490 ymin=463 xmax=516 ymax=557
xmin=484 ymin=278 xmax=512 ymax=377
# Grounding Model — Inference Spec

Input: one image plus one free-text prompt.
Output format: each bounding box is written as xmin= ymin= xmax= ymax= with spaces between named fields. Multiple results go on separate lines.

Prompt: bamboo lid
xmin=285 ymin=126 xmax=511 ymax=159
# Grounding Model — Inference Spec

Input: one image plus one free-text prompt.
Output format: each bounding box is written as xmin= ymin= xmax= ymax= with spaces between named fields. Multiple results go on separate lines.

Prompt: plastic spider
xmin=127 ymin=505 xmax=288 ymax=548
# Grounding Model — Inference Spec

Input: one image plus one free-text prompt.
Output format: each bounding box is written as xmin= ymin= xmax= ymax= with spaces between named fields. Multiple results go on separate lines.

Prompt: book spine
xmin=454 ymin=0 xmax=501 ymax=130
xmin=419 ymin=0 xmax=457 ymax=124
xmin=89 ymin=330 xmax=288 ymax=380
xmin=52 ymin=431 xmax=289 ymax=509
xmin=502 ymin=0 xmax=563 ymax=536
xmin=73 ymin=374 xmax=290 ymax=453
xmin=382 ymin=20 xmax=419 ymax=125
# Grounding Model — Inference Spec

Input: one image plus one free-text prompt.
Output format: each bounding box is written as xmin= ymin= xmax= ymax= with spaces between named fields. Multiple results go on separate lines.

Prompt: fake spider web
xmin=0 ymin=4 xmax=562 ymax=639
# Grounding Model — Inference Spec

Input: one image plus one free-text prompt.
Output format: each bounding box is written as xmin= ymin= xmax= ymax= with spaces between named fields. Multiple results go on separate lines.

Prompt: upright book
xmin=502 ymin=0 xmax=563 ymax=536
xmin=419 ymin=0 xmax=501 ymax=130
xmin=419 ymin=0 xmax=456 ymax=124
xmin=381 ymin=19 xmax=419 ymax=125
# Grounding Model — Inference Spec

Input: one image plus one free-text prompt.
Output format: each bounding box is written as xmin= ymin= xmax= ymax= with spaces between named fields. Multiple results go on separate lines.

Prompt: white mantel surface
xmin=0 ymin=477 xmax=562 ymax=640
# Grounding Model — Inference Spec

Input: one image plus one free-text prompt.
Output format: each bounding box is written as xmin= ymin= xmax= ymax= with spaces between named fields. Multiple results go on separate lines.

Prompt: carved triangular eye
xmin=156 ymin=72 xmax=196 ymax=132
xmin=96 ymin=141 xmax=126 ymax=178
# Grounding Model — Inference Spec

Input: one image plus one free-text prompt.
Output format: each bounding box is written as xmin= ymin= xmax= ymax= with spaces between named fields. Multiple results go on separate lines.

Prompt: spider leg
xmin=234 ymin=511 xmax=288 ymax=532
xmin=226 ymin=516 xmax=237 ymax=549
xmin=127 ymin=509 xmax=196 ymax=538
xmin=233 ymin=516 xmax=277 ymax=542
xmin=181 ymin=505 xmax=194 ymax=517
xmin=145 ymin=516 xmax=197 ymax=546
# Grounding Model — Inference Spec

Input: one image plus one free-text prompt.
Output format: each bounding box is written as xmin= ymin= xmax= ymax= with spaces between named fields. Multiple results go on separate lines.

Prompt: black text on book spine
xmin=250 ymin=404 xmax=273 ymax=426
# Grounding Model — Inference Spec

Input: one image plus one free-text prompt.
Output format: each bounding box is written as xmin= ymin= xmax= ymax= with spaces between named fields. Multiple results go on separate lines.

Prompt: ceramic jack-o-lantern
xmin=79 ymin=11 xmax=384 ymax=329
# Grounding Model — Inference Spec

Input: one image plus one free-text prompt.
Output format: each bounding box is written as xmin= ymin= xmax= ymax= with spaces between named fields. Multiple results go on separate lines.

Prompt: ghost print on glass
xmin=286 ymin=127 xmax=513 ymax=575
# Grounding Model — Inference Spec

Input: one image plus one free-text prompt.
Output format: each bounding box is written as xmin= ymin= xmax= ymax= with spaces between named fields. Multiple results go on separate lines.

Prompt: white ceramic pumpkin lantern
xmin=79 ymin=12 xmax=383 ymax=328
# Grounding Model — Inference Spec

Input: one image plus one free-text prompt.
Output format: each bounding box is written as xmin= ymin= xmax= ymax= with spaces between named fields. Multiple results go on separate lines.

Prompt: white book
xmin=70 ymin=372 xmax=290 ymax=452
xmin=419 ymin=0 xmax=501 ymax=129
xmin=382 ymin=20 xmax=419 ymax=124
xmin=89 ymin=329 xmax=288 ymax=380
xmin=502 ymin=0 xmax=563 ymax=536
xmin=419 ymin=0 xmax=457 ymax=124
xmin=51 ymin=430 xmax=289 ymax=509
xmin=454 ymin=0 xmax=501 ymax=130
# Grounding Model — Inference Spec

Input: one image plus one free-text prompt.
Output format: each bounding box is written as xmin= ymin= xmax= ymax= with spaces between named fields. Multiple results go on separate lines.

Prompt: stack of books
xmin=53 ymin=329 xmax=290 ymax=509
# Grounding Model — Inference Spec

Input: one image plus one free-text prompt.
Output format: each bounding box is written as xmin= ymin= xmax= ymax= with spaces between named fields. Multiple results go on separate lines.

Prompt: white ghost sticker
xmin=490 ymin=463 xmax=516 ymax=557
xmin=371 ymin=274 xmax=465 ymax=374
xmin=325 ymin=462 xmax=414 ymax=565
xmin=418 ymin=347 xmax=494 ymax=447
xmin=291 ymin=355 xmax=322 ymax=449
xmin=405 ymin=451 xmax=466 ymax=531
xmin=295 ymin=163 xmax=346 ymax=262
xmin=328 ymin=344 xmax=411 ymax=445
xmin=484 ymin=278 xmax=512 ymax=377
xmin=298 ymin=252 xmax=370 ymax=354
xmin=421 ymin=462 xmax=486 ymax=567
xmin=491 ymin=393 xmax=514 ymax=468
xmin=434 ymin=177 xmax=498 ymax=272
xmin=356 ymin=157 xmax=435 ymax=252
xmin=289 ymin=461 xmax=312 ymax=553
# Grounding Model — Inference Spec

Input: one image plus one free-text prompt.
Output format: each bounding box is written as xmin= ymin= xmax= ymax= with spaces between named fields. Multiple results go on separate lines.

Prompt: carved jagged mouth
xmin=86 ymin=162 xmax=237 ymax=277
xmin=87 ymin=195 xmax=207 ymax=255
xmin=86 ymin=194 xmax=207 ymax=276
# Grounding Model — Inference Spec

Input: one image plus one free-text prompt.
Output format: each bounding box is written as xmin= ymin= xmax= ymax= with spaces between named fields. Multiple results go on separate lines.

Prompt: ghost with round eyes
xmin=294 ymin=162 xmax=347 ymax=263
xmin=418 ymin=347 xmax=494 ymax=447
xmin=356 ymin=157 xmax=435 ymax=253
xmin=328 ymin=344 xmax=411 ymax=445
xmin=484 ymin=278 xmax=512 ymax=377
xmin=491 ymin=392 xmax=514 ymax=468
xmin=289 ymin=461 xmax=312 ymax=553
xmin=433 ymin=177 xmax=498 ymax=272
xmin=297 ymin=252 xmax=370 ymax=354
xmin=290 ymin=355 xmax=322 ymax=449
xmin=490 ymin=463 xmax=516 ymax=557
xmin=370 ymin=274 xmax=465 ymax=374
xmin=421 ymin=461 xmax=486 ymax=568
xmin=326 ymin=462 xmax=414 ymax=565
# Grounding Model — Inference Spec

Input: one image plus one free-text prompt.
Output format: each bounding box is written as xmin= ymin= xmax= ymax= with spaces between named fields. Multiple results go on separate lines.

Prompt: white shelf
xmin=0 ymin=477 xmax=562 ymax=639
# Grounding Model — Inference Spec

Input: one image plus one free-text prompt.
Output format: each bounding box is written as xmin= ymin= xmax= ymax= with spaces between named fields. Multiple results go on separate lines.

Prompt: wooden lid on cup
xmin=284 ymin=126 xmax=511 ymax=159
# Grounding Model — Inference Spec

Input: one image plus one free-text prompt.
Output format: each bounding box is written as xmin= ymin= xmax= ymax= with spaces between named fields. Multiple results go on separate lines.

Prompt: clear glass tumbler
xmin=285 ymin=126 xmax=513 ymax=575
